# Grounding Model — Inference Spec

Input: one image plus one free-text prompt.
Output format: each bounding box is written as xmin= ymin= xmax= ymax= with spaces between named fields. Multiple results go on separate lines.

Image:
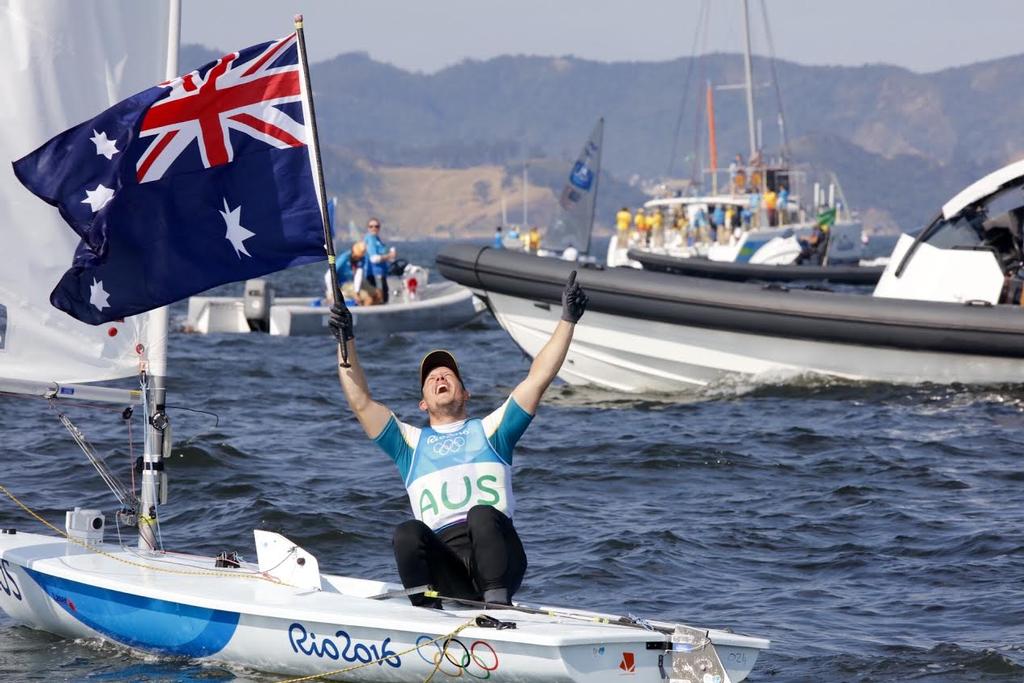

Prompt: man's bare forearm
xmin=337 ymin=340 xmax=390 ymax=437
xmin=512 ymin=320 xmax=576 ymax=414
xmin=530 ymin=320 xmax=574 ymax=385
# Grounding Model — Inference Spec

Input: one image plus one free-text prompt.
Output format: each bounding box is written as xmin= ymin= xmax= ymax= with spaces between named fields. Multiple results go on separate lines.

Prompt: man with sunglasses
xmin=363 ymin=217 xmax=397 ymax=303
xmin=329 ymin=272 xmax=589 ymax=608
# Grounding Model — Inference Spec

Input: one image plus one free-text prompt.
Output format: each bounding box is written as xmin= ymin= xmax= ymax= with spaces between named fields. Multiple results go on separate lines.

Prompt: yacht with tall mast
xmin=609 ymin=0 xmax=861 ymax=270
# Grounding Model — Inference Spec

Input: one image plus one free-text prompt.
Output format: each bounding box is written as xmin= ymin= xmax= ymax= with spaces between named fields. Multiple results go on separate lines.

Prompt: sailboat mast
xmin=706 ymin=81 xmax=718 ymax=194
xmin=741 ymin=0 xmax=757 ymax=161
xmin=522 ymin=162 xmax=529 ymax=227
xmin=138 ymin=0 xmax=180 ymax=550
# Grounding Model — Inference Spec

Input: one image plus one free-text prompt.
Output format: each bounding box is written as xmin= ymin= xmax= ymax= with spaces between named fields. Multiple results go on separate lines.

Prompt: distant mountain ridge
xmin=180 ymin=44 xmax=1024 ymax=235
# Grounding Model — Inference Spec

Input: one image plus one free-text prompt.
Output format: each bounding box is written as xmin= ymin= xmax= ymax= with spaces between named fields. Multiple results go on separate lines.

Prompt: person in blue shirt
xmin=777 ymin=186 xmax=789 ymax=224
xmin=493 ymin=225 xmax=504 ymax=249
xmin=328 ymin=272 xmax=589 ymax=608
xmin=327 ymin=241 xmax=380 ymax=306
xmin=363 ymin=217 xmax=396 ymax=303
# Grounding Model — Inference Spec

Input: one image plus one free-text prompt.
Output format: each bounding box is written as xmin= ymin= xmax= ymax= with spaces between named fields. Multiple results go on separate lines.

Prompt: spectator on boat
xmin=694 ymin=205 xmax=710 ymax=243
xmin=615 ymin=206 xmax=632 ymax=245
xmin=748 ymin=191 xmax=761 ymax=228
xmin=729 ymin=154 xmax=745 ymax=193
xmin=633 ymin=207 xmax=647 ymax=246
xmin=764 ymin=188 xmax=778 ymax=227
xmin=796 ymin=225 xmax=828 ymax=265
xmin=329 ymin=271 xmax=589 ymax=608
xmin=778 ymin=185 xmax=789 ymax=224
xmin=493 ymin=225 xmax=504 ymax=249
xmin=649 ymin=208 xmax=663 ymax=247
xmin=363 ymin=218 xmax=397 ymax=303
xmin=326 ymin=242 xmax=380 ymax=307
xmin=712 ymin=205 xmax=729 ymax=242
xmin=527 ymin=226 xmax=541 ymax=252
xmin=734 ymin=169 xmax=747 ymax=194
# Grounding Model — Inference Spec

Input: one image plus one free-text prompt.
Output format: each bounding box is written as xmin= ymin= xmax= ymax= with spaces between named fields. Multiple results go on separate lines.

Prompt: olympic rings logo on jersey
xmin=429 ymin=436 xmax=466 ymax=457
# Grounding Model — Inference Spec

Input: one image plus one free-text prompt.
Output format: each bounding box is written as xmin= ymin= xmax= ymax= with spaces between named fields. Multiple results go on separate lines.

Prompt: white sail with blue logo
xmin=545 ymin=118 xmax=603 ymax=256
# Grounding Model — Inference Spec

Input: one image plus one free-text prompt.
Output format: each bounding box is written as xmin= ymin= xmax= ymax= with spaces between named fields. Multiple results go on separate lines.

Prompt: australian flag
xmin=12 ymin=34 xmax=326 ymax=324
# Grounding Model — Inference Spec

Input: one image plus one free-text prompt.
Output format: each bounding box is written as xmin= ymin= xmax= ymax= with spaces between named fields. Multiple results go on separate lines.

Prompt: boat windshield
xmin=922 ymin=182 xmax=1024 ymax=269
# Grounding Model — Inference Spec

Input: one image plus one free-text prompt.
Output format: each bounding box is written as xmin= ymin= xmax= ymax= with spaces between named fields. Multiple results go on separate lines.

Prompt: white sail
xmin=0 ymin=1 xmax=171 ymax=384
xmin=547 ymin=118 xmax=604 ymax=256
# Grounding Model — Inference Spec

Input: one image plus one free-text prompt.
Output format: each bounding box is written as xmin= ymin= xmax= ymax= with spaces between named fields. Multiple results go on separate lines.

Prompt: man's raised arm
xmin=329 ymin=304 xmax=392 ymax=438
xmin=511 ymin=271 xmax=588 ymax=414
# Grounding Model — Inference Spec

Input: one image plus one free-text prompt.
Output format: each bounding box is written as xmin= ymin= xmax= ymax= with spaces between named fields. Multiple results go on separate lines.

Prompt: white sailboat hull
xmin=485 ymin=292 xmax=1024 ymax=393
xmin=185 ymin=282 xmax=485 ymax=336
xmin=0 ymin=531 xmax=766 ymax=681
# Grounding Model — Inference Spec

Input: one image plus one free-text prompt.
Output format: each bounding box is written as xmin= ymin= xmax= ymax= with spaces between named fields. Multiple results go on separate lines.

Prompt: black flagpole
xmin=294 ymin=14 xmax=350 ymax=368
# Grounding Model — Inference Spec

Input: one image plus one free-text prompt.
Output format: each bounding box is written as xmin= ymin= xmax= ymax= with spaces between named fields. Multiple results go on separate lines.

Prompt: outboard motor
xmin=243 ymin=278 xmax=273 ymax=332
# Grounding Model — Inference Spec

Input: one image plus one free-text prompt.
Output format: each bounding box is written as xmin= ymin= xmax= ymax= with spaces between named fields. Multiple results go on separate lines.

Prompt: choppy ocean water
xmin=1 ymin=239 xmax=1023 ymax=682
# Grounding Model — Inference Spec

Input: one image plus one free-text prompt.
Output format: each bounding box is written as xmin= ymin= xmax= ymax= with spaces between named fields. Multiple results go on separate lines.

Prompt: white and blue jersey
xmin=374 ymin=397 xmax=533 ymax=531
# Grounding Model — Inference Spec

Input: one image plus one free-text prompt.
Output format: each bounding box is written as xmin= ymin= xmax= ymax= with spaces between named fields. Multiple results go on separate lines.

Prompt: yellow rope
xmin=0 ymin=484 xmax=290 ymax=585
xmin=277 ymin=618 xmax=477 ymax=683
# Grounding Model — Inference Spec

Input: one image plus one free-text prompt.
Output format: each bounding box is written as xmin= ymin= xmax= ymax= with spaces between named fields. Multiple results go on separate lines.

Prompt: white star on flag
xmin=89 ymin=130 xmax=119 ymax=160
xmin=219 ymin=198 xmax=255 ymax=258
xmin=81 ymin=184 xmax=115 ymax=213
xmin=89 ymin=278 xmax=110 ymax=311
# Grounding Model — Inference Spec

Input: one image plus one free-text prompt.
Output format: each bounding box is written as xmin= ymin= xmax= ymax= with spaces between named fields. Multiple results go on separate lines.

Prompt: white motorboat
xmin=185 ymin=271 xmax=485 ymax=336
xmin=0 ymin=3 xmax=769 ymax=680
xmin=438 ymin=158 xmax=1024 ymax=394
xmin=608 ymin=1 xmax=864 ymax=271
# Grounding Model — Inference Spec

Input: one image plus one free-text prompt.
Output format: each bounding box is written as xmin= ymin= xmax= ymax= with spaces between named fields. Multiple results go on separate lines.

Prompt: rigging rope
xmin=691 ymin=1 xmax=713 ymax=184
xmin=759 ymin=0 xmax=790 ymax=159
xmin=52 ymin=409 xmax=136 ymax=511
xmin=665 ymin=0 xmax=710 ymax=178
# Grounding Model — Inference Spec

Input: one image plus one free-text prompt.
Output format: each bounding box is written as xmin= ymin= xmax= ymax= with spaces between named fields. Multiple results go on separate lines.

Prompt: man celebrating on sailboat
xmin=329 ymin=272 xmax=588 ymax=608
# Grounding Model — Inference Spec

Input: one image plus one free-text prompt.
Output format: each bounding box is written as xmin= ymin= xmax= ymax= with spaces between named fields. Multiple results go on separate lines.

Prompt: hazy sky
xmin=181 ymin=0 xmax=1024 ymax=73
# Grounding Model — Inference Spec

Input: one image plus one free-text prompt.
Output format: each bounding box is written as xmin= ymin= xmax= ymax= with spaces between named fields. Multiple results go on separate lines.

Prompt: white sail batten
xmin=0 ymin=1 xmax=171 ymax=385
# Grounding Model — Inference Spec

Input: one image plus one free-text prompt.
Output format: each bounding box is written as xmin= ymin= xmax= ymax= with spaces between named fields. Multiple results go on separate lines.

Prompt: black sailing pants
xmin=392 ymin=505 xmax=527 ymax=607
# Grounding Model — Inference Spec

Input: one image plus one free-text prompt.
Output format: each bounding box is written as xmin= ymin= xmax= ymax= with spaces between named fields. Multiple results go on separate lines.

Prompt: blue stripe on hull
xmin=24 ymin=568 xmax=239 ymax=656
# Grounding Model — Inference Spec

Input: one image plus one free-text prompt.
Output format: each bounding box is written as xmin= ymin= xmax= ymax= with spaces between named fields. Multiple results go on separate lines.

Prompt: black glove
xmin=328 ymin=302 xmax=354 ymax=343
xmin=561 ymin=270 xmax=588 ymax=323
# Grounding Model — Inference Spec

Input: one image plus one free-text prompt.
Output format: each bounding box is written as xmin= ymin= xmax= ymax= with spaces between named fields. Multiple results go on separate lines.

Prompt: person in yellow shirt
xmin=763 ymin=189 xmax=778 ymax=226
xmin=615 ymin=206 xmax=632 ymax=245
xmin=649 ymin=208 xmax=663 ymax=247
xmin=634 ymin=207 xmax=648 ymax=246
xmin=527 ymin=226 xmax=541 ymax=252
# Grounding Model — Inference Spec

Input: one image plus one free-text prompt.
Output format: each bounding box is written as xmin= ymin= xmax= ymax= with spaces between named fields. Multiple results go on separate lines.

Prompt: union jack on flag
xmin=137 ymin=34 xmax=306 ymax=183
xmin=13 ymin=33 xmax=327 ymax=324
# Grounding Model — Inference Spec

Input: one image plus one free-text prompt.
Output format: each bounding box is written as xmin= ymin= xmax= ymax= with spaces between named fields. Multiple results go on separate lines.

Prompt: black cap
xmin=419 ymin=349 xmax=463 ymax=388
